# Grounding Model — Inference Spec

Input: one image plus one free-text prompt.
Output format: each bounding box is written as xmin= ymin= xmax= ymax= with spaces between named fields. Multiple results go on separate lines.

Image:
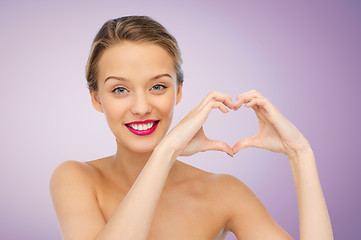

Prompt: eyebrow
xmin=104 ymin=73 xmax=172 ymax=83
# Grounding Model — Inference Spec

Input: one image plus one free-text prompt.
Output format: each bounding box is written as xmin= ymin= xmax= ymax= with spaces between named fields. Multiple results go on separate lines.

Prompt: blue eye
xmin=151 ymin=84 xmax=166 ymax=91
xmin=113 ymin=87 xmax=128 ymax=94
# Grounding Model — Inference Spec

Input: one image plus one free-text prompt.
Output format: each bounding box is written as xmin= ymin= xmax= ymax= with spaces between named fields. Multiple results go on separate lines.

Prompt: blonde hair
xmin=86 ymin=15 xmax=184 ymax=91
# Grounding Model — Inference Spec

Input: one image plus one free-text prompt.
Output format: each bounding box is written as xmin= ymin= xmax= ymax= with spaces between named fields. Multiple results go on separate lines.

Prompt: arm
xmin=288 ymin=147 xmax=333 ymax=240
xmin=95 ymin=144 xmax=176 ymax=239
xmin=50 ymin=91 xmax=235 ymax=239
xmin=230 ymin=89 xmax=333 ymax=239
xmin=225 ymin=148 xmax=333 ymax=240
xmin=223 ymin=174 xmax=293 ymax=239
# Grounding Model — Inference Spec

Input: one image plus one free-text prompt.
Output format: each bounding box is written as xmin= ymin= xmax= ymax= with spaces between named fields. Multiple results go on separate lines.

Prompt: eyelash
xmin=112 ymin=88 xmax=127 ymax=94
xmin=112 ymin=84 xmax=167 ymax=94
xmin=151 ymin=84 xmax=167 ymax=91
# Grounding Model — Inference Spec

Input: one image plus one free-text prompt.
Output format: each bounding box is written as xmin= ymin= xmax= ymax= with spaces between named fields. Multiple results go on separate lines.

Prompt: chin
xmin=131 ymin=144 xmax=157 ymax=153
xmin=116 ymin=136 xmax=160 ymax=153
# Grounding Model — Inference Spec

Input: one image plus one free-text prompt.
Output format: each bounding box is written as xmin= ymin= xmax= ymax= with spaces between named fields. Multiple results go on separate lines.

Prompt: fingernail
xmin=227 ymin=153 xmax=234 ymax=157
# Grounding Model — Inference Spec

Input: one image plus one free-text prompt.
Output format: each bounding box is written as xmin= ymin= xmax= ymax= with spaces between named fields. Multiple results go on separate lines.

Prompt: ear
xmin=176 ymin=82 xmax=183 ymax=105
xmin=89 ymin=89 xmax=104 ymax=113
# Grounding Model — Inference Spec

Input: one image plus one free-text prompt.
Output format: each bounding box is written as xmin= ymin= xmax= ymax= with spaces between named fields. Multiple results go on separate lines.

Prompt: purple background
xmin=1 ymin=0 xmax=360 ymax=239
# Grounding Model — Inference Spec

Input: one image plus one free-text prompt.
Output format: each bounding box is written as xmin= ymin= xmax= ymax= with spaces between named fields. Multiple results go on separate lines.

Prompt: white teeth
xmin=129 ymin=122 xmax=156 ymax=131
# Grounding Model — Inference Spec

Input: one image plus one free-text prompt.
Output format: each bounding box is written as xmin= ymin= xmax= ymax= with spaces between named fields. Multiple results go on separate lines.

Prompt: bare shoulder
xmin=179 ymin=164 xmax=245 ymax=190
xmin=50 ymin=160 xmax=98 ymax=189
xmin=202 ymin=172 xmax=267 ymax=217
xmin=209 ymin=173 xmax=255 ymax=197
xmin=200 ymin=173 xmax=254 ymax=205
xmin=49 ymin=160 xmax=106 ymax=239
xmin=174 ymin=166 xmax=261 ymax=232
xmin=206 ymin=173 xmax=293 ymax=239
xmin=173 ymin=162 xmax=248 ymax=201
xmin=51 ymin=160 xmax=94 ymax=175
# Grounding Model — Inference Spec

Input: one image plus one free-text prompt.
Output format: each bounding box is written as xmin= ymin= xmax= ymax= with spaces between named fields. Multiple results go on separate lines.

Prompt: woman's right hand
xmin=160 ymin=91 xmax=235 ymax=157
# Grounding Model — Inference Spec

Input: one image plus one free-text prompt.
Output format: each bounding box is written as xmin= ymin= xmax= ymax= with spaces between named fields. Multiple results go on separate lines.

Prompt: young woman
xmin=50 ymin=16 xmax=333 ymax=239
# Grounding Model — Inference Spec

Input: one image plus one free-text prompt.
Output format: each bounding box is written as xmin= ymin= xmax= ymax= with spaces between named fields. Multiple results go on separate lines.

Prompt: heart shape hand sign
xmin=166 ymin=89 xmax=310 ymax=159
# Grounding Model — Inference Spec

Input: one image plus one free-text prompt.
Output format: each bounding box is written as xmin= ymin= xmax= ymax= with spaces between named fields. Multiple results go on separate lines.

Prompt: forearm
xmin=96 ymin=143 xmax=177 ymax=240
xmin=288 ymin=148 xmax=334 ymax=240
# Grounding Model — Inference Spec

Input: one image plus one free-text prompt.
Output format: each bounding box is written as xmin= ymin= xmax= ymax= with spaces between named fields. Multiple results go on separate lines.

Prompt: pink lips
xmin=125 ymin=119 xmax=159 ymax=136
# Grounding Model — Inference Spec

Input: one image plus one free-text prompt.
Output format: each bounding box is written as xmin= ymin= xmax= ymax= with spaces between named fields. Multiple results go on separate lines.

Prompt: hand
xmin=232 ymin=90 xmax=311 ymax=158
xmin=162 ymin=91 xmax=235 ymax=157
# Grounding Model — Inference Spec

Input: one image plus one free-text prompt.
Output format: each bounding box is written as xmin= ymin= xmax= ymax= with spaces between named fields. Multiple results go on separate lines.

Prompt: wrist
xmin=287 ymin=142 xmax=313 ymax=161
xmin=288 ymin=146 xmax=316 ymax=171
xmin=154 ymin=138 xmax=179 ymax=163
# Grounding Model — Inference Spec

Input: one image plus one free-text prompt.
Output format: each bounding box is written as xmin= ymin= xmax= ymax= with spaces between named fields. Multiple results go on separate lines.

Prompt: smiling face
xmin=89 ymin=41 xmax=182 ymax=153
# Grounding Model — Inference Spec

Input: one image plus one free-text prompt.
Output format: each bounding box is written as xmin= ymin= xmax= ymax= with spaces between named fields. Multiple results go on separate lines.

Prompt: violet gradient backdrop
xmin=0 ymin=0 xmax=360 ymax=239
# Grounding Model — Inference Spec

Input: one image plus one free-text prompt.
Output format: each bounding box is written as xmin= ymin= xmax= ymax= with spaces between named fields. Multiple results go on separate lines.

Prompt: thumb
xmin=232 ymin=136 xmax=260 ymax=154
xmin=203 ymin=137 xmax=234 ymax=157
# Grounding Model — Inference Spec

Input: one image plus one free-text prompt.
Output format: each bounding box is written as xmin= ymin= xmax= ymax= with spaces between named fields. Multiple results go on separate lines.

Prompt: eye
xmin=112 ymin=87 xmax=128 ymax=94
xmin=151 ymin=84 xmax=167 ymax=91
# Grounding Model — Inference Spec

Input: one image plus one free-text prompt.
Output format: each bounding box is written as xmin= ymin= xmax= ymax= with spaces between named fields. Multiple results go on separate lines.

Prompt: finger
xmin=235 ymin=90 xmax=264 ymax=109
xmin=236 ymin=93 xmax=263 ymax=109
xmin=235 ymin=94 xmax=259 ymax=110
xmin=199 ymin=91 xmax=235 ymax=110
xmin=236 ymin=89 xmax=262 ymax=101
xmin=182 ymin=95 xmax=229 ymax=124
xmin=180 ymin=99 xmax=231 ymax=137
xmin=239 ymin=97 xmax=269 ymax=123
xmin=218 ymin=103 xmax=229 ymax=113
xmin=203 ymin=138 xmax=234 ymax=157
xmin=232 ymin=136 xmax=260 ymax=154
xmin=244 ymin=97 xmax=267 ymax=109
xmin=203 ymin=99 xmax=230 ymax=114
xmin=186 ymin=100 xmax=228 ymax=131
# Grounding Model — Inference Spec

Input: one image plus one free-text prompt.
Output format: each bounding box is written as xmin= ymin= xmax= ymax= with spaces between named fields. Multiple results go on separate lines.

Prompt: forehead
xmin=98 ymin=41 xmax=176 ymax=82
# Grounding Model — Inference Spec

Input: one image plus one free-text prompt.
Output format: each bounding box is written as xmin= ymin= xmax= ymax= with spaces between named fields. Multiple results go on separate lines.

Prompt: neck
xmin=110 ymin=138 xmax=178 ymax=190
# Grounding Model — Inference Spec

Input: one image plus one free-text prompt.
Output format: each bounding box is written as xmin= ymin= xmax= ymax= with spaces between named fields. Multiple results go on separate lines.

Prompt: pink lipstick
xmin=125 ymin=120 xmax=160 ymax=136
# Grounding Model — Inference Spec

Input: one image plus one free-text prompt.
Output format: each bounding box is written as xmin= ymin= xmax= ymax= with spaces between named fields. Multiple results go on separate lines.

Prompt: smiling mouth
xmin=125 ymin=120 xmax=160 ymax=131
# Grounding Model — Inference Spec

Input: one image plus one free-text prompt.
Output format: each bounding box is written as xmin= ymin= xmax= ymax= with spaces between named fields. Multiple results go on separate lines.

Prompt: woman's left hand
xmin=232 ymin=90 xmax=311 ymax=158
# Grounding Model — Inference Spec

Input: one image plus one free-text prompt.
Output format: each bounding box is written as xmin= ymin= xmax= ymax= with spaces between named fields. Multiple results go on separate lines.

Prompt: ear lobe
xmin=89 ymin=89 xmax=104 ymax=113
xmin=176 ymin=83 xmax=183 ymax=105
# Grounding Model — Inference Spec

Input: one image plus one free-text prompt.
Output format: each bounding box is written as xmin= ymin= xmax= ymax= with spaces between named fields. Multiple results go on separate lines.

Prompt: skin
xmin=50 ymin=41 xmax=333 ymax=239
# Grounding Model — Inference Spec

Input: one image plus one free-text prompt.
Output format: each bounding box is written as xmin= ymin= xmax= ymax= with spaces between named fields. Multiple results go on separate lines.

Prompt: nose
xmin=131 ymin=92 xmax=152 ymax=115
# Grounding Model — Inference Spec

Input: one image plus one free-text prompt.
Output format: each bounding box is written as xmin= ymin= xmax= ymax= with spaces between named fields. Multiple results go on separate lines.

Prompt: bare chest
xmin=95 ymin=180 xmax=229 ymax=240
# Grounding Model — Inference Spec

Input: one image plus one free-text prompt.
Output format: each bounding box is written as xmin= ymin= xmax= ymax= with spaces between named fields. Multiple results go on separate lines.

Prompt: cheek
xmin=102 ymin=97 xmax=127 ymax=122
xmin=157 ymin=92 xmax=176 ymax=117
